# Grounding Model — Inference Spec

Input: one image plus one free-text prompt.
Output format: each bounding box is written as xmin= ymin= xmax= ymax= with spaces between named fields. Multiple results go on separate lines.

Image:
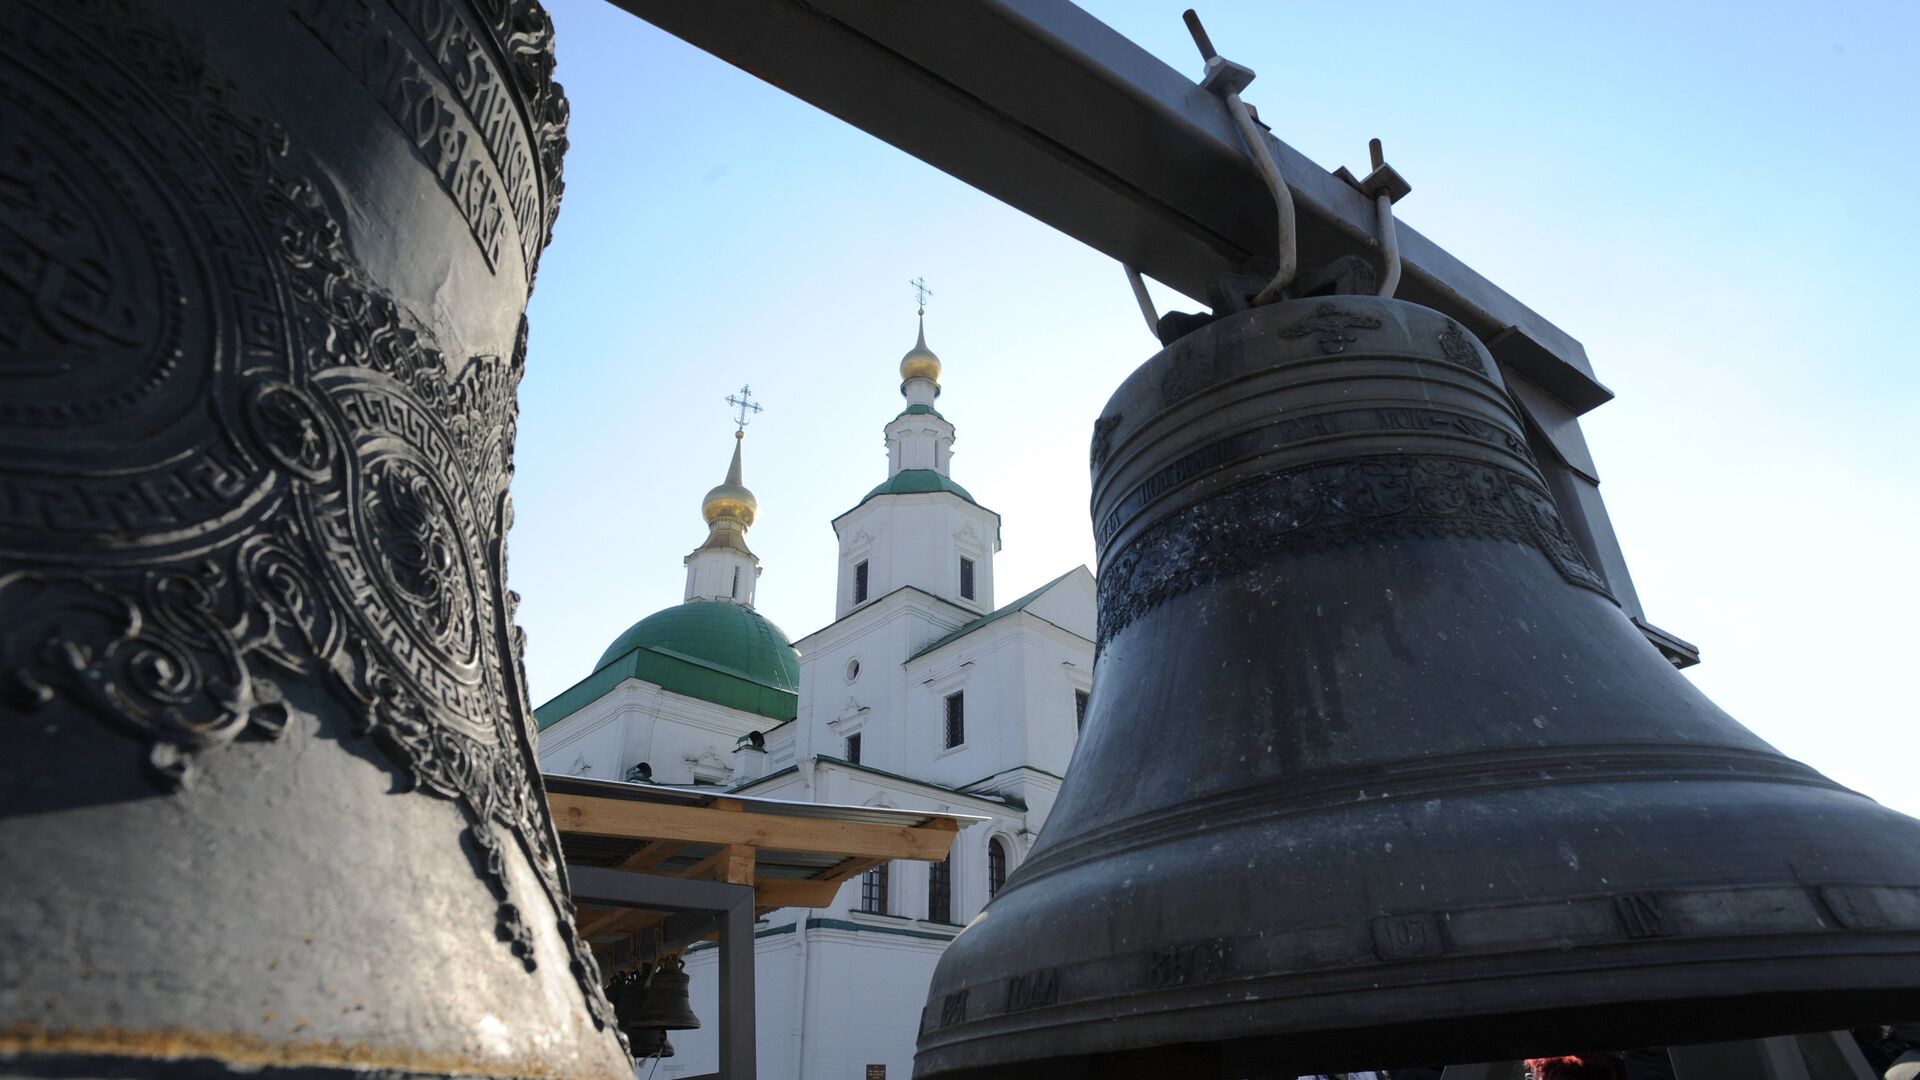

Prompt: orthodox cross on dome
xmin=725 ymin=384 xmax=763 ymax=432
xmin=909 ymin=276 xmax=933 ymax=316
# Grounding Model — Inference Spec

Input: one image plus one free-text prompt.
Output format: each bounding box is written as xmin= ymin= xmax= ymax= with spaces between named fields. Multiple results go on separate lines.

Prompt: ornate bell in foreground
xmin=622 ymin=956 xmax=702 ymax=1032
xmin=0 ymin=3 xmax=629 ymax=1078
xmin=916 ymin=296 xmax=1920 ymax=1078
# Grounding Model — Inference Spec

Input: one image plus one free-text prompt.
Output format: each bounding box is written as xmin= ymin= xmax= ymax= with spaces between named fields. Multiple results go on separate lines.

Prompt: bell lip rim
xmin=913 ymin=971 xmax=1920 ymax=1078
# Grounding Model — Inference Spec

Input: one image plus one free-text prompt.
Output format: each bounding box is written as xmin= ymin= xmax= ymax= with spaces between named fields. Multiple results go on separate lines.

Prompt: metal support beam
xmin=608 ymin=0 xmax=1697 ymax=651
xmin=610 ymin=0 xmax=1607 ymax=412
xmin=568 ymin=866 xmax=758 ymax=1080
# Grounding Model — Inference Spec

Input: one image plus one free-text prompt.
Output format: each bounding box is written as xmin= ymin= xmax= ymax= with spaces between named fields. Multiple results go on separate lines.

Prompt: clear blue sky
xmin=513 ymin=1 xmax=1920 ymax=815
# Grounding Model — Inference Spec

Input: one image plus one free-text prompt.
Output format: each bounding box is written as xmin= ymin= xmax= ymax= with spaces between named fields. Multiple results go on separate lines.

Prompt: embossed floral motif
xmin=368 ymin=457 xmax=478 ymax=650
xmin=245 ymin=380 xmax=338 ymax=481
xmin=1437 ymin=318 xmax=1484 ymax=373
xmin=0 ymin=568 xmax=301 ymax=784
xmin=1276 ymin=303 xmax=1384 ymax=354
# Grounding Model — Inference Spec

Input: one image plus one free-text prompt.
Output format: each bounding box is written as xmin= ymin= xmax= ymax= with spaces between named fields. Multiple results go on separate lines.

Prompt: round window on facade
xmin=845 ymin=658 xmax=861 ymax=683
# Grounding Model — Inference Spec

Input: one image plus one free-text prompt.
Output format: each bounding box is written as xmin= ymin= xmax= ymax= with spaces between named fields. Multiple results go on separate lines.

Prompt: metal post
xmin=1795 ymin=1031 xmax=1880 ymax=1079
xmin=719 ymin=886 xmax=758 ymax=1080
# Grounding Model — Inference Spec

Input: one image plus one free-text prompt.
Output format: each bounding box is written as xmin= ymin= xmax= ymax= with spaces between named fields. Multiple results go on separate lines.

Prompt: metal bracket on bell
xmin=1184 ymin=9 xmax=1297 ymax=307
xmin=1334 ymin=137 xmax=1412 ymax=298
xmin=1122 ymin=263 xmax=1160 ymax=338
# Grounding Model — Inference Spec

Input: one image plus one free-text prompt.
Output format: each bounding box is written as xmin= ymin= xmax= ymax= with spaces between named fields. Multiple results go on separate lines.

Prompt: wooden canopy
xmin=545 ymin=774 xmax=979 ymax=951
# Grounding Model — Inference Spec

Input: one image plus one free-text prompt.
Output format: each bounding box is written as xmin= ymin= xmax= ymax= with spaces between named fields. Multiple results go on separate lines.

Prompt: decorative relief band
xmin=1096 ymin=453 xmax=1611 ymax=646
xmin=0 ymin=0 xmax=607 ymax=1029
xmin=1093 ymin=406 xmax=1535 ymax=549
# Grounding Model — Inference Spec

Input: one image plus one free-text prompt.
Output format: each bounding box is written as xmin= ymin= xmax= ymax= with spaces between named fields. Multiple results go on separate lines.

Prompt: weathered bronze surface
xmin=916 ymin=296 xmax=1920 ymax=1078
xmin=0 ymin=2 xmax=628 ymax=1077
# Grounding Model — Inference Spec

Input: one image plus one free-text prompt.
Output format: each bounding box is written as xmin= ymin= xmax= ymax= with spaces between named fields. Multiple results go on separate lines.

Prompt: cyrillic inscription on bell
xmin=915 ymin=295 xmax=1920 ymax=1078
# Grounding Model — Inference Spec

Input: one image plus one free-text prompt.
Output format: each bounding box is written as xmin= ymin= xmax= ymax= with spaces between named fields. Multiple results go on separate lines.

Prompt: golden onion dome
xmin=899 ymin=319 xmax=942 ymax=384
xmin=702 ymin=432 xmax=757 ymax=527
xmin=702 ymin=485 xmax=756 ymax=527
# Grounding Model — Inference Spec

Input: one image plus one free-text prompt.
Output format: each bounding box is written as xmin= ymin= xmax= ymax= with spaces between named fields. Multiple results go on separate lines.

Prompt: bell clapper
xmin=1335 ymin=136 xmax=1414 ymax=298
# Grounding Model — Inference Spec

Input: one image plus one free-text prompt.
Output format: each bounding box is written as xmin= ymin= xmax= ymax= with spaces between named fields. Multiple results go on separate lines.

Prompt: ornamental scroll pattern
xmin=1095 ymin=454 xmax=1613 ymax=646
xmin=0 ymin=0 xmax=611 ymax=1030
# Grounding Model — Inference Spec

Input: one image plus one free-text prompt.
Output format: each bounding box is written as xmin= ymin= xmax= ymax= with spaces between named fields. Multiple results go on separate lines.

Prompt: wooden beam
xmin=752 ymin=878 xmax=846 ymax=910
xmin=616 ymin=840 xmax=687 ymax=872
xmin=832 ymin=857 xmax=884 ymax=883
xmin=549 ymin=793 xmax=957 ymax=862
xmin=683 ymin=843 xmax=755 ymax=886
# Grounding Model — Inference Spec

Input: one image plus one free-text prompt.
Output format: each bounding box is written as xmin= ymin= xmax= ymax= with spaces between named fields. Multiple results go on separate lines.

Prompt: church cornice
xmin=960 ymin=764 xmax=1068 ymax=793
xmin=811 ymin=755 xmax=1030 ymax=814
xmin=792 ymin=584 xmax=976 ymax=652
xmin=905 ymin=567 xmax=1093 ymax=663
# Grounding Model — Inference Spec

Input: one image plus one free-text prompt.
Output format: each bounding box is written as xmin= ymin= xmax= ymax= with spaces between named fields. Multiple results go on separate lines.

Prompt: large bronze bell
xmin=0 ymin=2 xmax=630 ymax=1078
xmin=916 ymin=296 xmax=1920 ymax=1078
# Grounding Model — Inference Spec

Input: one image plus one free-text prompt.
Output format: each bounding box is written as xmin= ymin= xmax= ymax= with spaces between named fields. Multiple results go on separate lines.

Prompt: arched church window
xmin=853 ymin=560 xmax=870 ymax=604
xmin=959 ymin=557 xmax=975 ymax=600
xmin=987 ymin=838 xmax=1007 ymax=899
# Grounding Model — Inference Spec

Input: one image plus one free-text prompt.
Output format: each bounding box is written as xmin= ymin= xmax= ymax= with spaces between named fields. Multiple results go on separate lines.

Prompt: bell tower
xmin=832 ymin=282 xmax=1001 ymax=620
xmin=684 ymin=387 xmax=764 ymax=605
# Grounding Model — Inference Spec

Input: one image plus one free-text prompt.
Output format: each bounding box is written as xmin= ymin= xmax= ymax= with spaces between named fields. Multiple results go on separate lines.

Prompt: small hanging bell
xmin=625 ymin=954 xmax=702 ymax=1032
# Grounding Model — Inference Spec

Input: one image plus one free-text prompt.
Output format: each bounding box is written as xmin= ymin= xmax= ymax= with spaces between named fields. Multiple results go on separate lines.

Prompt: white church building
xmin=532 ymin=318 xmax=1096 ymax=1079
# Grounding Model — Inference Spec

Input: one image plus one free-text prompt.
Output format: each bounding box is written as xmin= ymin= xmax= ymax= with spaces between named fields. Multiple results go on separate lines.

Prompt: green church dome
xmin=597 ymin=601 xmax=800 ymax=687
xmin=536 ymin=602 xmax=799 ymax=730
xmin=859 ymin=469 xmax=977 ymax=507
